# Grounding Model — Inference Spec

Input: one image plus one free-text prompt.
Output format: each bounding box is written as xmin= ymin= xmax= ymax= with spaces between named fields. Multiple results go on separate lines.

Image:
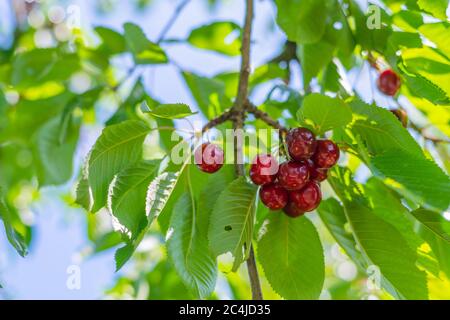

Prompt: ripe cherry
xmin=250 ymin=154 xmax=279 ymax=186
xmin=289 ymin=181 xmax=322 ymax=212
xmin=377 ymin=69 xmax=401 ymax=96
xmin=194 ymin=143 xmax=224 ymax=174
xmin=283 ymin=201 xmax=305 ymax=218
xmin=286 ymin=128 xmax=317 ymax=160
xmin=259 ymin=183 xmax=288 ymax=211
xmin=313 ymin=140 xmax=340 ymax=169
xmin=277 ymin=161 xmax=309 ymax=191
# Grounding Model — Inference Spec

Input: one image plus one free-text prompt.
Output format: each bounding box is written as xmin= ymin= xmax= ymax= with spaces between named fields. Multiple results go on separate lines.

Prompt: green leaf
xmin=167 ymin=193 xmax=217 ymax=299
xmin=401 ymin=47 xmax=450 ymax=100
xmin=108 ymin=160 xmax=160 ymax=241
xmin=141 ymin=102 xmax=196 ymax=119
xmin=32 ymin=116 xmax=80 ymax=186
xmin=349 ymin=99 xmax=423 ymax=156
xmin=417 ymin=0 xmax=449 ymax=20
xmin=371 ymin=149 xmax=450 ymax=213
xmin=95 ymin=26 xmax=127 ymax=55
xmin=297 ymin=94 xmax=352 ymax=134
xmin=328 ymin=167 xmax=428 ymax=300
xmin=76 ymin=175 xmax=91 ymax=211
xmin=124 ymin=23 xmax=168 ymax=64
xmin=275 ymin=0 xmax=327 ymax=44
xmin=419 ymin=22 xmax=450 ymax=59
xmin=188 ymin=21 xmax=242 ymax=56
xmin=410 ymin=209 xmax=450 ymax=244
xmin=11 ymin=49 xmax=80 ymax=88
xmin=0 ymin=189 xmax=27 ymax=257
xmin=182 ymin=71 xmax=231 ymax=118
xmin=208 ymin=177 xmax=257 ymax=271
xmin=197 ymin=165 xmax=235 ymax=235
xmin=87 ymin=120 xmax=151 ymax=212
xmin=146 ymin=172 xmax=180 ymax=225
xmin=258 ymin=214 xmax=324 ymax=300
xmin=297 ymin=41 xmax=335 ymax=86
xmin=348 ymin=0 xmax=392 ymax=52
xmin=317 ymin=198 xmax=365 ymax=270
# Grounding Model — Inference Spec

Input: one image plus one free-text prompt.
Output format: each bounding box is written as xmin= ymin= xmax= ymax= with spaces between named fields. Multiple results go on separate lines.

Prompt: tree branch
xmin=201 ymin=110 xmax=234 ymax=133
xmin=156 ymin=0 xmax=192 ymax=44
xmin=245 ymin=101 xmax=288 ymax=134
xmin=232 ymin=0 xmax=263 ymax=301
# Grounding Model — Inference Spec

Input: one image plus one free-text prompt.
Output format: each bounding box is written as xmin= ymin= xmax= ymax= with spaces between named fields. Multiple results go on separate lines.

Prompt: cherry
xmin=286 ymin=128 xmax=317 ymax=160
xmin=313 ymin=140 xmax=340 ymax=169
xmin=310 ymin=167 xmax=328 ymax=182
xmin=194 ymin=143 xmax=224 ymax=174
xmin=259 ymin=183 xmax=288 ymax=211
xmin=277 ymin=161 xmax=309 ymax=191
xmin=249 ymin=154 xmax=279 ymax=186
xmin=390 ymin=108 xmax=408 ymax=128
xmin=289 ymin=181 xmax=322 ymax=212
xmin=283 ymin=201 xmax=305 ymax=218
xmin=377 ymin=69 xmax=401 ymax=96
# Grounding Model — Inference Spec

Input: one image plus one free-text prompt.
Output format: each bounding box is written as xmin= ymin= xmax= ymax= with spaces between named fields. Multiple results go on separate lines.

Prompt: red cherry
xmin=194 ymin=143 xmax=224 ymax=174
xmin=313 ymin=140 xmax=340 ymax=169
xmin=283 ymin=201 xmax=305 ymax=218
xmin=277 ymin=161 xmax=309 ymax=191
xmin=377 ymin=69 xmax=401 ymax=96
xmin=310 ymin=168 xmax=328 ymax=182
xmin=249 ymin=154 xmax=279 ymax=186
xmin=286 ymin=128 xmax=317 ymax=160
xmin=259 ymin=183 xmax=288 ymax=211
xmin=302 ymin=159 xmax=328 ymax=182
xmin=289 ymin=181 xmax=322 ymax=212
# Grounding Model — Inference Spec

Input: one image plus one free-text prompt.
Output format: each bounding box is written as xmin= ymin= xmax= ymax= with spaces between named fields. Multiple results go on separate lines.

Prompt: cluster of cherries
xmin=194 ymin=128 xmax=340 ymax=218
xmin=249 ymin=128 xmax=339 ymax=218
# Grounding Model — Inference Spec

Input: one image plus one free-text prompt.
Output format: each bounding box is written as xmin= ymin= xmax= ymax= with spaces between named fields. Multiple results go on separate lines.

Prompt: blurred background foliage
xmin=0 ymin=0 xmax=449 ymax=300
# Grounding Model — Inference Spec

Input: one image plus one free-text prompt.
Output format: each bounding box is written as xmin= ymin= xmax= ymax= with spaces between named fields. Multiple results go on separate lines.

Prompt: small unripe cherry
xmin=377 ymin=69 xmax=401 ymax=96
xmin=286 ymin=128 xmax=317 ymax=160
xmin=288 ymin=181 xmax=322 ymax=212
xmin=283 ymin=201 xmax=305 ymax=218
xmin=259 ymin=183 xmax=288 ymax=211
xmin=277 ymin=161 xmax=310 ymax=191
xmin=313 ymin=140 xmax=340 ymax=169
xmin=249 ymin=154 xmax=279 ymax=186
xmin=194 ymin=143 xmax=224 ymax=174
xmin=390 ymin=108 xmax=408 ymax=128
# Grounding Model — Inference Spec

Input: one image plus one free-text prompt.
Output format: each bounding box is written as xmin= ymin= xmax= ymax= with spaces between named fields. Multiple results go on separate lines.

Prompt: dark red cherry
xmin=286 ymin=128 xmax=317 ymax=160
xmin=302 ymin=159 xmax=328 ymax=182
xmin=377 ymin=69 xmax=401 ymax=96
xmin=249 ymin=154 xmax=279 ymax=186
xmin=289 ymin=181 xmax=322 ymax=212
xmin=283 ymin=201 xmax=305 ymax=218
xmin=313 ymin=140 xmax=340 ymax=169
xmin=277 ymin=161 xmax=309 ymax=191
xmin=311 ymin=167 xmax=328 ymax=182
xmin=259 ymin=183 xmax=288 ymax=211
xmin=194 ymin=143 xmax=224 ymax=174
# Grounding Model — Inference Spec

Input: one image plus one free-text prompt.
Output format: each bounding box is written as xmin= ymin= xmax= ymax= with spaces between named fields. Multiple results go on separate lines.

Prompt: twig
xmin=156 ymin=0 xmax=192 ymax=44
xmin=409 ymin=122 xmax=450 ymax=144
xmin=232 ymin=0 xmax=263 ymax=301
xmin=245 ymin=101 xmax=288 ymax=134
xmin=201 ymin=110 xmax=234 ymax=133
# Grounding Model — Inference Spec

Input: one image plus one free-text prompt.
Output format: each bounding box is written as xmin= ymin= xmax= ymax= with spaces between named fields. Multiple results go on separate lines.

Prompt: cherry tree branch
xmin=231 ymin=0 xmax=264 ymax=301
xmin=156 ymin=0 xmax=192 ymax=44
xmin=201 ymin=110 xmax=235 ymax=133
xmin=245 ymin=101 xmax=288 ymax=133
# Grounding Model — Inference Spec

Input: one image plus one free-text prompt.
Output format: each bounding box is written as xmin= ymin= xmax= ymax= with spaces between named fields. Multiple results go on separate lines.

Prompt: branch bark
xmin=232 ymin=0 xmax=263 ymax=301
